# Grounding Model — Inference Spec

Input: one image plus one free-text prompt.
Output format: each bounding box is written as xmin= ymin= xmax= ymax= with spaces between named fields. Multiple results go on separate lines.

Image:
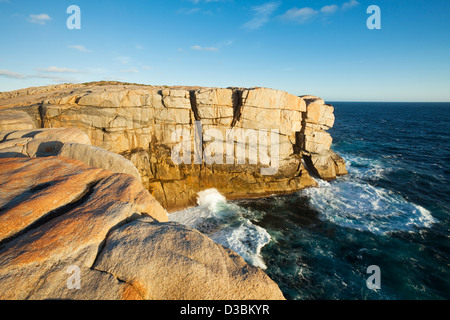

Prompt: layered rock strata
xmin=0 ymin=82 xmax=347 ymax=300
xmin=0 ymin=83 xmax=347 ymax=211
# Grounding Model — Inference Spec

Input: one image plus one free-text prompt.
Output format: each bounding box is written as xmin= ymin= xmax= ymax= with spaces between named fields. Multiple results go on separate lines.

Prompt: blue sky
xmin=0 ymin=0 xmax=449 ymax=101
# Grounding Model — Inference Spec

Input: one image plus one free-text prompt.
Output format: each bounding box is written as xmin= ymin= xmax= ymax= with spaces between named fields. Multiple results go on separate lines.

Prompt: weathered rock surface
xmin=0 ymin=157 xmax=283 ymax=300
xmin=0 ymin=82 xmax=347 ymax=210
xmin=300 ymin=95 xmax=348 ymax=180
xmin=94 ymin=220 xmax=285 ymax=300
xmin=58 ymin=142 xmax=141 ymax=181
xmin=0 ymin=157 xmax=167 ymax=243
xmin=0 ymin=110 xmax=34 ymax=131
xmin=0 ymin=127 xmax=91 ymax=158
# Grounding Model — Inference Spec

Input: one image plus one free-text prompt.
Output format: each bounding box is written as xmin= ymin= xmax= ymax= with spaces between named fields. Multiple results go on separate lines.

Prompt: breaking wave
xmin=169 ymin=189 xmax=271 ymax=269
xmin=301 ymin=154 xmax=436 ymax=235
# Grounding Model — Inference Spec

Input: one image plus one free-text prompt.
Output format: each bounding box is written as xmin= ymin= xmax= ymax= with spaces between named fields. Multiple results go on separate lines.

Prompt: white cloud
xmin=243 ymin=2 xmax=280 ymax=31
xmin=142 ymin=66 xmax=152 ymax=70
xmin=0 ymin=69 xmax=76 ymax=83
xmin=31 ymin=74 xmax=77 ymax=83
xmin=37 ymin=66 xmax=80 ymax=73
xmin=187 ymin=39 xmax=232 ymax=53
xmin=68 ymin=45 xmax=91 ymax=52
xmin=28 ymin=13 xmax=51 ymax=25
xmin=279 ymin=7 xmax=319 ymax=23
xmin=321 ymin=5 xmax=339 ymax=14
xmin=342 ymin=0 xmax=359 ymax=11
xmin=280 ymin=1 xmax=359 ymax=24
xmin=191 ymin=45 xmax=219 ymax=52
xmin=0 ymin=70 xmax=26 ymax=79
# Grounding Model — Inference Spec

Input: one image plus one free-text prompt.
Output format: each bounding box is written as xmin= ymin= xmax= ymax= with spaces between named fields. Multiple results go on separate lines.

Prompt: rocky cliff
xmin=0 ymin=82 xmax=347 ymax=212
xmin=0 ymin=82 xmax=347 ymax=300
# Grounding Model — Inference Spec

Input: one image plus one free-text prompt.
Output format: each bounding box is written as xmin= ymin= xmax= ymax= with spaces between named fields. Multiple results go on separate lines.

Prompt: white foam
xmin=302 ymin=177 xmax=436 ymax=235
xmin=196 ymin=188 xmax=227 ymax=210
xmin=170 ymin=188 xmax=271 ymax=269
xmin=168 ymin=188 xmax=227 ymax=231
xmin=210 ymin=220 xmax=271 ymax=269
xmin=341 ymin=153 xmax=391 ymax=181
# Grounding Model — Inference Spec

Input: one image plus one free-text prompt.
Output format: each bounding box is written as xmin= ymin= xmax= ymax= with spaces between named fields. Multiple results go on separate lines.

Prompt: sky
xmin=0 ymin=0 xmax=449 ymax=101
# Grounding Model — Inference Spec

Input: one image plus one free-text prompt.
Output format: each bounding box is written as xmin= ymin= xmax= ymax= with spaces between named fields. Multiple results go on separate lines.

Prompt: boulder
xmin=0 ymin=128 xmax=91 ymax=158
xmin=0 ymin=157 xmax=284 ymax=300
xmin=304 ymin=149 xmax=348 ymax=181
xmin=58 ymin=142 xmax=141 ymax=182
xmin=0 ymin=156 xmax=168 ymax=299
xmin=0 ymin=156 xmax=167 ymax=244
xmin=93 ymin=220 xmax=285 ymax=300
xmin=0 ymin=110 xmax=35 ymax=131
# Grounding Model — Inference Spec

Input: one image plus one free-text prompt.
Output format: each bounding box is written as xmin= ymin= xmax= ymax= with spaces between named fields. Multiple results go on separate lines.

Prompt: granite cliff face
xmin=0 ymin=82 xmax=346 ymax=300
xmin=0 ymin=82 xmax=347 ymax=211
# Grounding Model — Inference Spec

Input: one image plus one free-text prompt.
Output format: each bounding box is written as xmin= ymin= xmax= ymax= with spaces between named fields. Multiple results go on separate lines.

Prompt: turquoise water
xmin=171 ymin=102 xmax=450 ymax=300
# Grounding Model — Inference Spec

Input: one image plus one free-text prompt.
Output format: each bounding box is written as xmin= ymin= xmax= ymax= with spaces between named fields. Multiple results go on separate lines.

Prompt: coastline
xmin=0 ymin=82 xmax=347 ymax=300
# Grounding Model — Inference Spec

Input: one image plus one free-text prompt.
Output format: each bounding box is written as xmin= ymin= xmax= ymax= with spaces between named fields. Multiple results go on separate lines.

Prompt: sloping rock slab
xmin=0 ymin=128 xmax=91 ymax=158
xmin=0 ymin=156 xmax=167 ymax=299
xmin=58 ymin=142 xmax=141 ymax=181
xmin=94 ymin=220 xmax=285 ymax=300
xmin=0 ymin=157 xmax=282 ymax=300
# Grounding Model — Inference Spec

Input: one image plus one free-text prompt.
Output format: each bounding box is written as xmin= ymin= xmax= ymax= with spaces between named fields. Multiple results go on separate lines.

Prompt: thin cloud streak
xmin=68 ymin=45 xmax=91 ymax=52
xmin=243 ymin=2 xmax=280 ymax=31
xmin=279 ymin=7 xmax=318 ymax=23
xmin=321 ymin=5 xmax=339 ymax=14
xmin=191 ymin=45 xmax=219 ymax=52
xmin=342 ymin=0 xmax=359 ymax=11
xmin=28 ymin=13 xmax=51 ymax=25
xmin=280 ymin=1 xmax=360 ymax=24
xmin=37 ymin=66 xmax=80 ymax=73
xmin=0 ymin=69 xmax=76 ymax=83
xmin=0 ymin=70 xmax=26 ymax=79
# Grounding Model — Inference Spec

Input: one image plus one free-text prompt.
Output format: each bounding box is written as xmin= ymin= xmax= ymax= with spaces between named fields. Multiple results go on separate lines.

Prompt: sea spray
xmin=301 ymin=153 xmax=436 ymax=235
xmin=170 ymin=188 xmax=271 ymax=269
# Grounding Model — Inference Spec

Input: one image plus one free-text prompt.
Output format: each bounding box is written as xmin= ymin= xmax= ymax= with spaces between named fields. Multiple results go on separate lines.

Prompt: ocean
xmin=170 ymin=102 xmax=450 ymax=300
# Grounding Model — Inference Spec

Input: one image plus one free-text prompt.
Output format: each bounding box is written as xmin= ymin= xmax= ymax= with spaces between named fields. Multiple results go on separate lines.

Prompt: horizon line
xmin=1 ymin=81 xmax=449 ymax=104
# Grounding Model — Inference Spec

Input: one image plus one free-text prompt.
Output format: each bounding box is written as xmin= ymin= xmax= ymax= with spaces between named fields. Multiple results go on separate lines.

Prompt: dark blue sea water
xmin=171 ymin=102 xmax=450 ymax=300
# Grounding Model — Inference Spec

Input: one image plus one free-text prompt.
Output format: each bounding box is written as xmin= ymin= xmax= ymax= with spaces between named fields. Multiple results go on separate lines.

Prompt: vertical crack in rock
xmin=230 ymin=89 xmax=243 ymax=128
xmin=189 ymin=90 xmax=200 ymax=121
xmin=299 ymin=109 xmax=317 ymax=177
xmin=37 ymin=103 xmax=45 ymax=128
xmin=301 ymin=153 xmax=320 ymax=179
xmin=298 ymin=110 xmax=308 ymax=154
xmin=159 ymin=91 xmax=167 ymax=109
